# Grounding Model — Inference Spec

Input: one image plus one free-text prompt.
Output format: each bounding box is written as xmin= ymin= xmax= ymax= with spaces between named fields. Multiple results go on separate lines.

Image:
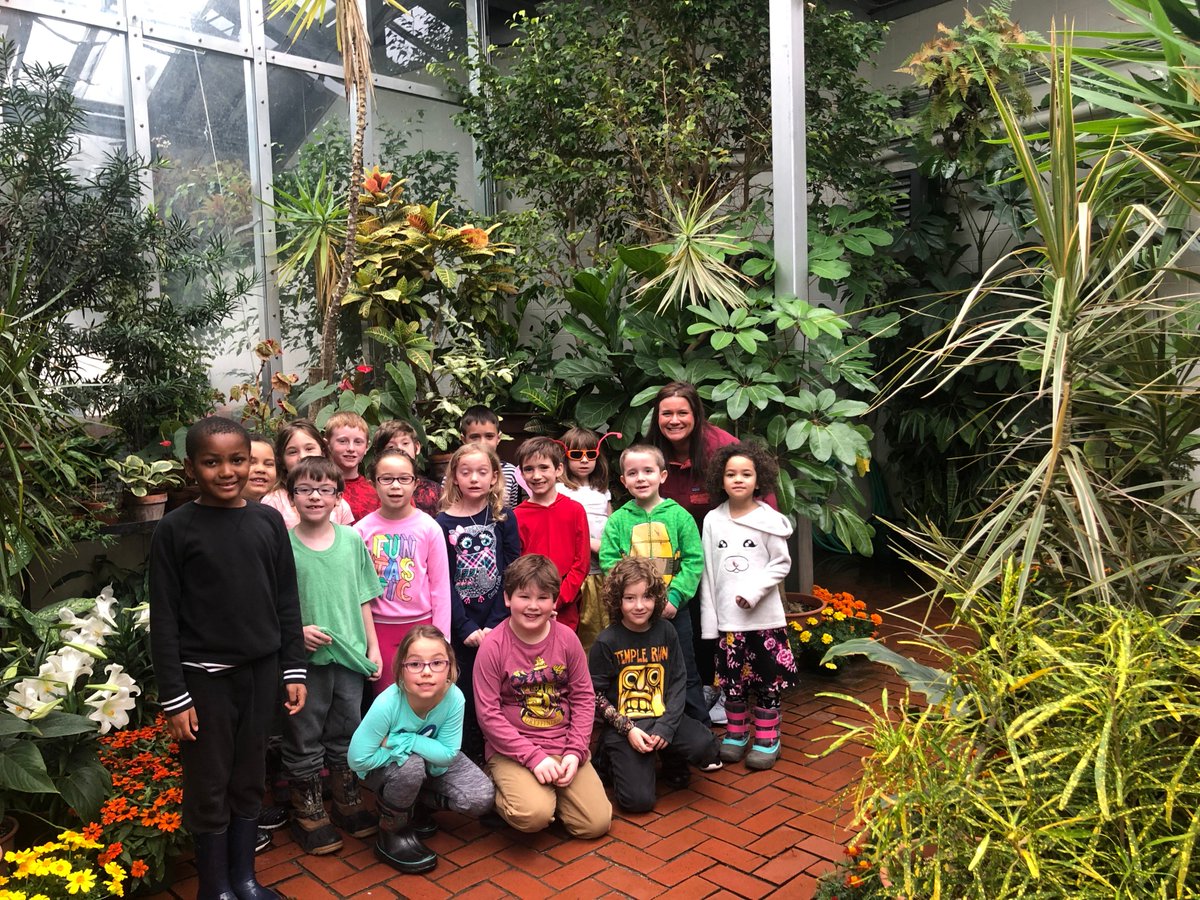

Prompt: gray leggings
xmin=363 ymin=752 xmax=494 ymax=816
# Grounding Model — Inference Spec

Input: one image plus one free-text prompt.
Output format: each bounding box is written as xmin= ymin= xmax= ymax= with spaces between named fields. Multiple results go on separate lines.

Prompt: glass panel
xmin=139 ymin=0 xmax=244 ymax=43
xmin=266 ymin=64 xmax=351 ymax=372
xmin=144 ymin=40 xmax=255 ymax=260
xmin=46 ymin=0 xmax=124 ymax=17
xmin=369 ymin=0 xmax=466 ymax=87
xmin=263 ymin=1 xmax=341 ymax=65
xmin=0 ymin=10 xmax=128 ymax=174
xmin=375 ymin=89 xmax=479 ymax=211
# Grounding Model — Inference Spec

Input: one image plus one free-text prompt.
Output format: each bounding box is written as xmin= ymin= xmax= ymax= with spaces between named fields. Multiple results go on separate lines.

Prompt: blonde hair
xmin=324 ymin=411 xmax=369 ymax=438
xmin=439 ymin=444 xmax=507 ymax=521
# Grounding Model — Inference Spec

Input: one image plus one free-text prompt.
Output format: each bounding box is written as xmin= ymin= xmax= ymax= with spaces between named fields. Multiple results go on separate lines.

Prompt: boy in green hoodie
xmin=600 ymin=444 xmax=710 ymax=725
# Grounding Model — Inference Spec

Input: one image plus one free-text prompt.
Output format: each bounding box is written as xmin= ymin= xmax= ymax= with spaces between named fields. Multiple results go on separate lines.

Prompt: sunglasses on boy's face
xmin=558 ymin=431 xmax=623 ymax=462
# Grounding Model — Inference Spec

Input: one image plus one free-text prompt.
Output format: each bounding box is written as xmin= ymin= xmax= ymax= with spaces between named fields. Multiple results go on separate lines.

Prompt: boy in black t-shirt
xmin=150 ymin=417 xmax=307 ymax=900
xmin=588 ymin=557 xmax=720 ymax=813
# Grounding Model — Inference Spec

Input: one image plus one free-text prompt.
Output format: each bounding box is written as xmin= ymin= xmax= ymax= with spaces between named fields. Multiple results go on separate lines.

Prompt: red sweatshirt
xmin=514 ymin=493 xmax=590 ymax=631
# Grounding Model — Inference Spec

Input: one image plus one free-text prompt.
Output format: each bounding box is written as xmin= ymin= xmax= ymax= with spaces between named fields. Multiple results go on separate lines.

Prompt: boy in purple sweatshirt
xmin=473 ymin=555 xmax=612 ymax=838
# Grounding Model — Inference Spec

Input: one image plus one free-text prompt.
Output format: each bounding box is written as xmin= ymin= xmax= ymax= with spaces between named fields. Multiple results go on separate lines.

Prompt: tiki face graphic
xmin=512 ymin=657 xmax=565 ymax=728
xmin=618 ymin=662 xmax=666 ymax=718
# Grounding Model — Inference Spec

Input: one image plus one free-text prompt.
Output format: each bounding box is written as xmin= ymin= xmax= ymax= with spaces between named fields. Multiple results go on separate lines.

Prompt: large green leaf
xmin=32 ymin=712 xmax=98 ymax=739
xmin=55 ymin=746 xmax=111 ymax=821
xmin=575 ymin=394 xmax=624 ymax=429
xmin=822 ymin=639 xmax=957 ymax=705
xmin=0 ymin=740 xmax=58 ymax=793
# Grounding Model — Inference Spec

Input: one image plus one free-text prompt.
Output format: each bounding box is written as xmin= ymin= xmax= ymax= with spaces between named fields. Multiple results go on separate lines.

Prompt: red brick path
xmin=150 ymin=557 xmax=949 ymax=899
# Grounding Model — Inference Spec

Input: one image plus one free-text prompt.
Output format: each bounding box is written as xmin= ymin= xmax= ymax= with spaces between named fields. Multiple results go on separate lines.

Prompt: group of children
xmin=150 ymin=405 xmax=797 ymax=896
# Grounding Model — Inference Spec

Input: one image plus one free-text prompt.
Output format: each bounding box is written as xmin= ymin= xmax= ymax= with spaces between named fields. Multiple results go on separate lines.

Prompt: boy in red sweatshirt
xmin=512 ymin=437 xmax=590 ymax=632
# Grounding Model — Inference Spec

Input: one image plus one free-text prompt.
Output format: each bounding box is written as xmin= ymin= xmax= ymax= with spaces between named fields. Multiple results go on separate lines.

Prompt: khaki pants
xmin=487 ymin=754 xmax=612 ymax=839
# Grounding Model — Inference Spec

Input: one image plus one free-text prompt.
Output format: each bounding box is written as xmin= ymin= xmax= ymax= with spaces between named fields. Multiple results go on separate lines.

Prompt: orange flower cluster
xmin=87 ymin=715 xmax=189 ymax=888
xmin=812 ymin=585 xmax=883 ymax=626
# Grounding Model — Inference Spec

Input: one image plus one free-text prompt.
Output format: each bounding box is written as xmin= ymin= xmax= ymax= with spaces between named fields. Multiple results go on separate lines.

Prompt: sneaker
xmin=254 ymin=828 xmax=273 ymax=853
xmin=698 ymin=759 xmax=723 ymax=773
xmin=709 ymin=690 xmax=727 ymax=726
xmin=258 ymin=804 xmax=289 ymax=831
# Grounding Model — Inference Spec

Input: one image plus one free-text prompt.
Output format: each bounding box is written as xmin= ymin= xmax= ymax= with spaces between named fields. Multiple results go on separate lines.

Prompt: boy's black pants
xmin=180 ymin=654 xmax=278 ymax=834
xmin=600 ymin=714 xmax=719 ymax=813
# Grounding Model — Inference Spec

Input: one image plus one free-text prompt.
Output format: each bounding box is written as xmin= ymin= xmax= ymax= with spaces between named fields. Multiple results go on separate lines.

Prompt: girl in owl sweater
xmin=435 ymin=443 xmax=521 ymax=761
xmin=589 ymin=557 xmax=720 ymax=812
xmin=699 ymin=442 xmax=795 ymax=771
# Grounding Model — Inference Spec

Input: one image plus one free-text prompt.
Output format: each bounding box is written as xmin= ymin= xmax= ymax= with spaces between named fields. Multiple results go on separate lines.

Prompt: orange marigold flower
xmin=131 ymin=860 xmax=149 ymax=878
xmin=848 ymin=874 xmax=865 ymax=887
xmin=82 ymin=822 xmax=103 ymax=841
xmin=846 ymin=844 xmax=861 ymax=858
xmin=99 ymin=842 xmax=123 ymax=865
xmin=870 ymin=613 xmax=883 ymax=626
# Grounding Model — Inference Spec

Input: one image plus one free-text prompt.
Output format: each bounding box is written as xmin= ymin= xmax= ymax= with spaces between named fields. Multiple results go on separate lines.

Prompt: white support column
xmin=769 ymin=0 xmax=814 ymax=592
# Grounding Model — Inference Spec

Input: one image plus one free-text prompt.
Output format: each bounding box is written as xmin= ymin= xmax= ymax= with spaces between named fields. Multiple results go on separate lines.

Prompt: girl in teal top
xmin=348 ymin=626 xmax=494 ymax=874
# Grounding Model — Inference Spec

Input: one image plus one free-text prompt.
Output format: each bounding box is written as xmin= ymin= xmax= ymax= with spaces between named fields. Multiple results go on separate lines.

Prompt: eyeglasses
xmin=375 ymin=474 xmax=415 ymax=486
xmin=293 ymin=486 xmax=338 ymax=497
xmin=401 ymin=658 xmax=449 ymax=673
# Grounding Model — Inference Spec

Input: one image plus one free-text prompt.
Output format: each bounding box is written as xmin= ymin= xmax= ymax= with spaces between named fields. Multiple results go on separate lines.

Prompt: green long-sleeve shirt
xmin=599 ymin=498 xmax=703 ymax=609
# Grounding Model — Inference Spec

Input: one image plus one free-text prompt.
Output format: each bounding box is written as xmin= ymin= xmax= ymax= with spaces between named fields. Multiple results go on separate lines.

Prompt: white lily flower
xmin=68 ymin=614 xmax=115 ymax=646
xmin=129 ymin=603 xmax=151 ymax=631
xmin=93 ymin=591 xmax=119 ymax=628
xmin=43 ymin=646 xmax=95 ymax=691
xmin=33 ymin=661 xmax=70 ymax=697
xmin=4 ymin=678 xmax=55 ymax=719
xmin=85 ymin=688 xmax=138 ymax=734
xmin=84 ymin=663 xmax=141 ymax=696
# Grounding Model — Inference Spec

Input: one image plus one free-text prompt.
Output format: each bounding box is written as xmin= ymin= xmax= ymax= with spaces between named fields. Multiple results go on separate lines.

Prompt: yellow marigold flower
xmin=51 ymin=859 xmax=72 ymax=877
xmin=805 ymin=617 xmax=818 ymax=626
xmin=106 ymin=878 xmax=126 ymax=897
xmin=833 ymin=611 xmax=846 ymax=621
xmin=66 ymin=869 xmax=96 ymax=894
xmin=105 ymin=861 xmax=126 ymax=879
xmin=799 ymin=630 xmax=811 ymax=642
xmin=6 ymin=891 xmax=28 ymax=900
xmin=821 ymin=607 xmax=833 ymax=616
xmin=821 ymin=633 xmax=834 ymax=645
xmin=823 ymin=662 xmax=838 ymax=670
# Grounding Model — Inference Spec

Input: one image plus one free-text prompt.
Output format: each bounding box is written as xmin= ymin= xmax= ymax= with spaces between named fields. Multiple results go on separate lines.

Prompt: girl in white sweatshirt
xmin=699 ymin=442 xmax=795 ymax=771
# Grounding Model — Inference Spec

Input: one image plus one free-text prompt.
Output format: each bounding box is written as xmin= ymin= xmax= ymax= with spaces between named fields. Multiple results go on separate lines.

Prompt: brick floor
xmin=148 ymin=556 xmax=952 ymax=899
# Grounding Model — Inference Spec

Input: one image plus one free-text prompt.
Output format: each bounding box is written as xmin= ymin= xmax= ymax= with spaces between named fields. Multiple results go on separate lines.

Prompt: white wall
xmin=868 ymin=0 xmax=1142 ymax=93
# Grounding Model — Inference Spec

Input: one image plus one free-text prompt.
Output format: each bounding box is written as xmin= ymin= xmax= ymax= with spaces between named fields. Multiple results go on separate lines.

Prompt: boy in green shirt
xmin=599 ymin=444 xmax=709 ymax=725
xmin=284 ymin=456 xmax=383 ymax=855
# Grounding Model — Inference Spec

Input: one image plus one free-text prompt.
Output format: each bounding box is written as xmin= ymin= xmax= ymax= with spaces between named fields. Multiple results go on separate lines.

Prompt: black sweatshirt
xmin=589 ymin=618 xmax=687 ymax=743
xmin=149 ymin=501 xmax=306 ymax=715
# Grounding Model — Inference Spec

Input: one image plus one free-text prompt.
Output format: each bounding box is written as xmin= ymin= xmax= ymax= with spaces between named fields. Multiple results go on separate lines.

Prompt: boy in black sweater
xmin=588 ymin=557 xmax=720 ymax=813
xmin=150 ymin=417 xmax=307 ymax=900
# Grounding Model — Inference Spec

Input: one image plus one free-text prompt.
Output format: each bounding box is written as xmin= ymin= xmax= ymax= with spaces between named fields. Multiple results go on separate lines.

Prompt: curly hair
xmin=705 ymin=441 xmax=779 ymax=502
xmin=601 ymin=557 xmax=667 ymax=626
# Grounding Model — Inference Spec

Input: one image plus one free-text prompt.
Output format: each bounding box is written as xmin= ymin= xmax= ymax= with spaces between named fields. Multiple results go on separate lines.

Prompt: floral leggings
xmin=715 ymin=627 xmax=799 ymax=709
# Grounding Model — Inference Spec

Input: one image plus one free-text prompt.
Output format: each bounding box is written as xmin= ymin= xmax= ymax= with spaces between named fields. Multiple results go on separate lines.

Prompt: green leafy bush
xmin=829 ymin=574 xmax=1200 ymax=898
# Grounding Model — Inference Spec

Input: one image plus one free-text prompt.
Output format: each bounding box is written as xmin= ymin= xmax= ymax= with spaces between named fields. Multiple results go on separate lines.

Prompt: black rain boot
xmin=329 ymin=764 xmax=378 ymax=838
xmin=288 ymin=774 xmax=344 ymax=855
xmin=192 ymin=830 xmax=238 ymax=900
xmin=375 ymin=799 xmax=437 ymax=874
xmin=412 ymin=788 xmax=451 ymax=838
xmin=228 ymin=816 xmax=279 ymax=900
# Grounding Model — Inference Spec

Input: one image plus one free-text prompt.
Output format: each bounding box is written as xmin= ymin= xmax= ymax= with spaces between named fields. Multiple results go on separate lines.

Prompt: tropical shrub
xmin=827 ymin=577 xmax=1200 ymax=898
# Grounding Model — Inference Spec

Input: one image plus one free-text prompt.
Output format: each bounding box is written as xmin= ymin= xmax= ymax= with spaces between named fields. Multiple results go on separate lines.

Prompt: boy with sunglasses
xmin=283 ymin=456 xmax=383 ymax=854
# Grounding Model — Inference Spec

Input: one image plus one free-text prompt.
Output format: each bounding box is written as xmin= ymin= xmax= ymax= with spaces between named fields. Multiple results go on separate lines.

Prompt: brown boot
xmin=288 ymin=774 xmax=343 ymax=855
xmin=329 ymin=765 xmax=378 ymax=838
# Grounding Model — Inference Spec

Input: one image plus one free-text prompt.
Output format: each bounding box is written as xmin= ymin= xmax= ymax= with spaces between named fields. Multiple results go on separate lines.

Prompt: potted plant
xmin=786 ymin=585 xmax=882 ymax=674
xmin=104 ymin=455 xmax=184 ymax=522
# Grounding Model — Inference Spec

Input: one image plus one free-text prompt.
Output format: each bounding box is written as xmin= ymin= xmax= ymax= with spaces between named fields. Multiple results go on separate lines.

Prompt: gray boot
xmin=375 ymin=799 xmax=437 ymax=874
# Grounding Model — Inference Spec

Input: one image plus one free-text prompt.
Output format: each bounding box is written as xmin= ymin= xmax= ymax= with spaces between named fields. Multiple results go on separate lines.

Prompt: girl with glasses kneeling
xmin=348 ymin=626 xmax=495 ymax=874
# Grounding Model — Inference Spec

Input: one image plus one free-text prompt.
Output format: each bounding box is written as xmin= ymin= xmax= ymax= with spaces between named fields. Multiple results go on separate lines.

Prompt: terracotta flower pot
xmin=125 ymin=491 xmax=168 ymax=523
xmin=783 ymin=591 xmax=827 ymax=624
